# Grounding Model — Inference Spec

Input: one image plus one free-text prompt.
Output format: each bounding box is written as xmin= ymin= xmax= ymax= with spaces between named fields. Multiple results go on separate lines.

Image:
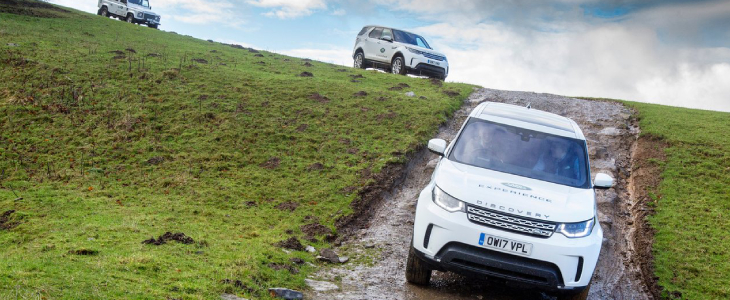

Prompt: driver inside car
xmin=533 ymin=137 xmax=580 ymax=180
xmin=453 ymin=122 xmax=508 ymax=166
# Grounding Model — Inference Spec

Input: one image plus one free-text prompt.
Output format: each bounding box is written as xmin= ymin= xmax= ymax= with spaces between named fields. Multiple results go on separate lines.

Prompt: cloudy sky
xmin=52 ymin=0 xmax=730 ymax=112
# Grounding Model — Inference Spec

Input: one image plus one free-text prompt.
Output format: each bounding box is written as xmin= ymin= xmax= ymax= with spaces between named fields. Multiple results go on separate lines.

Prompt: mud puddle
xmin=308 ymin=88 xmax=650 ymax=300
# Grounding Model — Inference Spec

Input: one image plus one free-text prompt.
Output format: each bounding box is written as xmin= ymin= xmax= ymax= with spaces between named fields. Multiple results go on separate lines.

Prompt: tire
xmin=556 ymin=283 xmax=591 ymax=300
xmin=126 ymin=14 xmax=134 ymax=23
xmin=405 ymin=246 xmax=432 ymax=285
xmin=149 ymin=24 xmax=158 ymax=29
xmin=99 ymin=6 xmax=108 ymax=17
xmin=353 ymin=51 xmax=365 ymax=69
xmin=391 ymin=56 xmax=406 ymax=75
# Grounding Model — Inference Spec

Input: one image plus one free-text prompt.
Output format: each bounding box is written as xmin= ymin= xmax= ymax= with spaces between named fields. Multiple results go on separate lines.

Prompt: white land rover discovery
xmin=352 ymin=25 xmax=449 ymax=80
xmin=97 ymin=0 xmax=161 ymax=29
xmin=407 ymin=102 xmax=613 ymax=300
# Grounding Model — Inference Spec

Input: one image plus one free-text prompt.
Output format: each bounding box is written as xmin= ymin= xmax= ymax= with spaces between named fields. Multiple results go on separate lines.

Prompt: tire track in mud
xmin=308 ymin=88 xmax=651 ymax=300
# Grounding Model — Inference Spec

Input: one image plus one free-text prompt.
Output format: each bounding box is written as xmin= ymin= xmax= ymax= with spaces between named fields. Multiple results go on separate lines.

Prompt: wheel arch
xmin=353 ymin=47 xmax=364 ymax=59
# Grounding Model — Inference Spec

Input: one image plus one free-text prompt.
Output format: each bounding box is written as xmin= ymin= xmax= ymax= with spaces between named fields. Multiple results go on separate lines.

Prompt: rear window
xmin=357 ymin=26 xmax=371 ymax=36
xmin=448 ymin=119 xmax=590 ymax=188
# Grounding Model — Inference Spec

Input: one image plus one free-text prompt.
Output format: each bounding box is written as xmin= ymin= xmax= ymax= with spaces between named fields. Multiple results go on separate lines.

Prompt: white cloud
xmin=278 ymin=47 xmax=352 ymax=66
xmin=415 ymin=21 xmax=730 ymax=112
xmin=247 ymin=0 xmax=327 ymax=18
xmin=331 ymin=8 xmax=346 ymax=16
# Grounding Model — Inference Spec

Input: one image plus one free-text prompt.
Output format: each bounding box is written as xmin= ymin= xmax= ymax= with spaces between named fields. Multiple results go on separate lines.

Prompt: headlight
xmin=556 ymin=218 xmax=595 ymax=238
xmin=432 ymin=186 xmax=465 ymax=213
xmin=406 ymin=47 xmax=421 ymax=55
xmin=137 ymin=12 xmax=143 ymax=17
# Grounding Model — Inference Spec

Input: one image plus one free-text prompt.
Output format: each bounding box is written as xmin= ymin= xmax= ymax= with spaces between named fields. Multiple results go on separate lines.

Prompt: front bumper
xmin=412 ymin=183 xmax=602 ymax=291
xmin=405 ymin=54 xmax=448 ymax=78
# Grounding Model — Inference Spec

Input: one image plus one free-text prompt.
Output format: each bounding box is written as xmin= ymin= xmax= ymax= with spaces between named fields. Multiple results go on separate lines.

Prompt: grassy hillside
xmin=624 ymin=102 xmax=730 ymax=299
xmin=0 ymin=5 xmax=473 ymax=299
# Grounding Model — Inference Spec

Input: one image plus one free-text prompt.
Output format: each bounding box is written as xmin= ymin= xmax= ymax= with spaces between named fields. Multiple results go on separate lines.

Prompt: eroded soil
xmin=309 ymin=88 xmax=652 ymax=300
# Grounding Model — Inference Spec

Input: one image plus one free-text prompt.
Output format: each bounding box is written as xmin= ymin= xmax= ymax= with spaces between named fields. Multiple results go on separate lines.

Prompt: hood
xmin=128 ymin=3 xmax=156 ymax=14
xmin=434 ymin=158 xmax=595 ymax=223
xmin=402 ymin=44 xmax=446 ymax=59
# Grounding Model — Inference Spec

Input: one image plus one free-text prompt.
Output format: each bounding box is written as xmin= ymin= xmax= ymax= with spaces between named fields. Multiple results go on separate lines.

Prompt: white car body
xmin=97 ymin=0 xmax=161 ymax=29
xmin=352 ymin=25 xmax=449 ymax=80
xmin=409 ymin=102 xmax=612 ymax=297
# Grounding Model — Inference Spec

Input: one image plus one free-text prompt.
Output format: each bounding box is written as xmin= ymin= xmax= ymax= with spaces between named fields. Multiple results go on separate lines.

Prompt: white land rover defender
xmin=407 ymin=102 xmax=614 ymax=300
xmin=352 ymin=25 xmax=449 ymax=80
xmin=97 ymin=0 xmax=161 ymax=29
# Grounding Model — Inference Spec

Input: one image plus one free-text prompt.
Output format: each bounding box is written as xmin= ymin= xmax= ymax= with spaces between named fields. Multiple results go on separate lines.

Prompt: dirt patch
xmin=309 ymin=93 xmax=330 ymax=103
xmin=349 ymin=74 xmax=365 ymax=79
xmin=254 ymin=54 xmax=264 ymax=58
xmin=442 ymin=90 xmax=460 ymax=97
xmin=192 ymin=58 xmax=208 ymax=64
xmin=125 ymin=48 xmax=136 ymax=54
xmin=275 ymin=237 xmax=304 ymax=251
xmin=259 ymin=157 xmax=280 ymax=169
xmin=268 ymin=263 xmax=299 ymax=274
xmin=248 ymin=49 xmax=260 ymax=53
xmin=0 ymin=210 xmax=20 ymax=230
xmin=301 ymin=223 xmax=333 ymax=237
xmin=142 ymin=232 xmax=195 ymax=245
xmin=69 ymin=249 xmax=98 ymax=255
xmin=112 ymin=55 xmax=126 ymax=60
xmin=275 ymin=201 xmax=298 ymax=212
xmin=146 ymin=53 xmax=161 ymax=57
xmin=353 ymin=91 xmax=368 ymax=97
xmin=429 ymin=78 xmax=443 ymax=86
xmin=0 ymin=0 xmax=70 ymax=17
xmin=303 ymin=62 xmax=313 ymax=67
xmin=109 ymin=50 xmax=125 ymax=55
xmin=336 ymin=69 xmax=348 ymax=72
xmin=298 ymin=72 xmax=314 ymax=77
xmin=296 ymin=124 xmax=308 ymax=132
xmin=221 ymin=279 xmax=254 ymax=293
xmin=376 ymin=112 xmax=397 ymax=122
xmin=147 ymin=156 xmax=164 ymax=165
xmin=629 ymin=136 xmax=667 ymax=300
xmin=389 ymin=83 xmax=411 ymax=90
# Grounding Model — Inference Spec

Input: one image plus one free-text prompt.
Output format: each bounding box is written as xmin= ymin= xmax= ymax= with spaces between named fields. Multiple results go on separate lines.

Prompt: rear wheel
xmin=353 ymin=51 xmax=365 ymax=69
xmin=405 ymin=246 xmax=432 ymax=285
xmin=391 ymin=56 xmax=406 ymax=75
xmin=98 ymin=6 xmax=108 ymax=17
xmin=556 ymin=283 xmax=591 ymax=300
xmin=126 ymin=14 xmax=134 ymax=23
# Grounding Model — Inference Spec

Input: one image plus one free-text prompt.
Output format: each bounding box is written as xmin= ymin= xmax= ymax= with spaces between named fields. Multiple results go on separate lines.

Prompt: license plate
xmin=427 ymin=59 xmax=440 ymax=66
xmin=478 ymin=233 xmax=532 ymax=256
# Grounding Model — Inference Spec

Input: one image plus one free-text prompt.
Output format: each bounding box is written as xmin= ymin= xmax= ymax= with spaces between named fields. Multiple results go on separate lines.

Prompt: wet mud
xmin=309 ymin=88 xmax=652 ymax=300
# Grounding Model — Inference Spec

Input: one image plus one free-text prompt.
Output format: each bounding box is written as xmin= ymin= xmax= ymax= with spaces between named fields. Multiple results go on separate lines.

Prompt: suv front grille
xmin=421 ymin=52 xmax=445 ymax=61
xmin=467 ymin=205 xmax=556 ymax=238
xmin=143 ymin=13 xmax=159 ymax=21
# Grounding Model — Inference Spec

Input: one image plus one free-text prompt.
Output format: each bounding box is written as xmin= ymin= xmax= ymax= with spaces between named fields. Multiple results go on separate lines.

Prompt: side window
xmin=381 ymin=28 xmax=393 ymax=40
xmin=357 ymin=27 xmax=371 ymax=36
xmin=369 ymin=28 xmax=383 ymax=39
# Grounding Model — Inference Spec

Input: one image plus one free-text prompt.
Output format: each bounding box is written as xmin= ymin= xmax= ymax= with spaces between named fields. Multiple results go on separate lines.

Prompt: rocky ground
xmin=305 ymin=88 xmax=652 ymax=300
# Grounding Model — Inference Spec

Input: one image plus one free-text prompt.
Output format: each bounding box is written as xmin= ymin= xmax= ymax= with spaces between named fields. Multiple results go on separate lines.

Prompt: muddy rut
xmin=308 ymin=88 xmax=651 ymax=300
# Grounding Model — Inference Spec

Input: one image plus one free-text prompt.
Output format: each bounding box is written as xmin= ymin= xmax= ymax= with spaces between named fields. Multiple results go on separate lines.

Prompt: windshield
xmin=448 ymin=119 xmax=590 ymax=188
xmin=392 ymin=29 xmax=431 ymax=49
xmin=128 ymin=0 xmax=150 ymax=8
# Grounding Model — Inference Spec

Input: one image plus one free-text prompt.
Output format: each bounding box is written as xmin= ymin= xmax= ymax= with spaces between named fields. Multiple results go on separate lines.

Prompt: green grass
xmin=622 ymin=101 xmax=730 ymax=299
xmin=0 ymin=5 xmax=473 ymax=299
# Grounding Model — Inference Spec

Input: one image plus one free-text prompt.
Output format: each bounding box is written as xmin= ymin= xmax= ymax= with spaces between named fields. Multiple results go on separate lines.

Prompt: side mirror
xmin=428 ymin=139 xmax=447 ymax=156
xmin=593 ymin=173 xmax=614 ymax=189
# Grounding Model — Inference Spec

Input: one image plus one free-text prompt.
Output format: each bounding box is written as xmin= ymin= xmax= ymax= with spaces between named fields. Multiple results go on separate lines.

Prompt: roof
xmin=472 ymin=102 xmax=584 ymax=139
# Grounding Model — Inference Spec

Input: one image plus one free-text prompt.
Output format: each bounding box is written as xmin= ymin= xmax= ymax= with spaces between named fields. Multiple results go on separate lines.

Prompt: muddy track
xmin=309 ymin=88 xmax=652 ymax=300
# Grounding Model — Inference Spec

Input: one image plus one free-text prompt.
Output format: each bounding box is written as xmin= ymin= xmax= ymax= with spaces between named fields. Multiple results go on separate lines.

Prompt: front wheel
xmin=98 ymin=7 xmax=108 ymax=17
xmin=405 ymin=246 xmax=432 ymax=285
xmin=126 ymin=14 xmax=134 ymax=23
xmin=353 ymin=52 xmax=365 ymax=69
xmin=391 ymin=56 xmax=406 ymax=75
xmin=149 ymin=24 xmax=158 ymax=29
xmin=556 ymin=283 xmax=591 ymax=300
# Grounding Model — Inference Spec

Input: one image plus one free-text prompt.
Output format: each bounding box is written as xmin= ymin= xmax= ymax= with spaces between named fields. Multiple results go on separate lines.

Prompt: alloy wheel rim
xmin=355 ymin=55 xmax=362 ymax=68
xmin=392 ymin=59 xmax=401 ymax=74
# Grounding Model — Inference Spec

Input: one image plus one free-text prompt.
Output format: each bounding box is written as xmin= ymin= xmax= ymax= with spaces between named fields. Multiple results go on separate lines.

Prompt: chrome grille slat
xmin=467 ymin=206 xmax=555 ymax=238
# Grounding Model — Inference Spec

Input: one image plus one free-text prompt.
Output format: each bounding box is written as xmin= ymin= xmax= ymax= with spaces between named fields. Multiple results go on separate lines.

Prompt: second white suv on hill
xmin=407 ymin=102 xmax=614 ymax=300
xmin=352 ymin=25 xmax=449 ymax=80
xmin=97 ymin=0 xmax=161 ymax=29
